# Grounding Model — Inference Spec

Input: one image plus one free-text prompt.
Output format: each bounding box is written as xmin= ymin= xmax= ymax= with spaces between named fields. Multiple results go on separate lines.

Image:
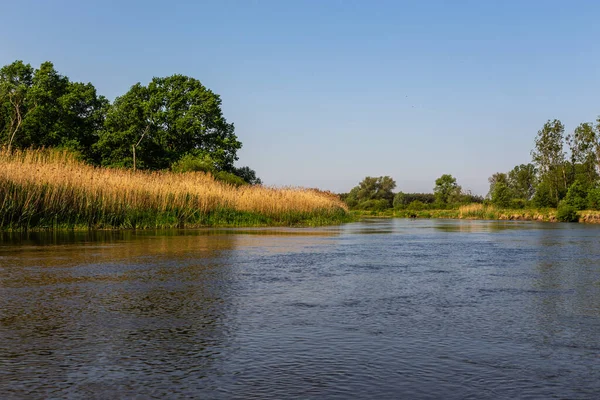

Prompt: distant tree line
xmin=488 ymin=118 xmax=600 ymax=216
xmin=0 ymin=60 xmax=261 ymax=184
xmin=342 ymin=116 xmax=600 ymax=216
xmin=340 ymin=174 xmax=484 ymax=211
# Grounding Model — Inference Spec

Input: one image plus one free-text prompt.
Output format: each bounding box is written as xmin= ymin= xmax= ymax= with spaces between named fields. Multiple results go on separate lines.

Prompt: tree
xmin=487 ymin=172 xmax=509 ymax=199
xmin=345 ymin=176 xmax=396 ymax=208
xmin=491 ymin=181 xmax=513 ymax=208
xmin=433 ymin=174 xmax=461 ymax=205
xmin=507 ymin=164 xmax=537 ymax=201
xmin=566 ymin=122 xmax=599 ymax=187
xmin=233 ymin=166 xmax=262 ymax=185
xmin=96 ymin=74 xmax=241 ymax=171
xmin=0 ymin=61 xmax=34 ymax=152
xmin=0 ymin=60 xmax=107 ymax=159
xmin=564 ymin=180 xmax=588 ymax=210
xmin=531 ymin=119 xmax=567 ymax=204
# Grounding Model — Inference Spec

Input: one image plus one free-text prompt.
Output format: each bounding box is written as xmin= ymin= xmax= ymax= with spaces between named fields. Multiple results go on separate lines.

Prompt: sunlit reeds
xmin=0 ymin=149 xmax=349 ymax=230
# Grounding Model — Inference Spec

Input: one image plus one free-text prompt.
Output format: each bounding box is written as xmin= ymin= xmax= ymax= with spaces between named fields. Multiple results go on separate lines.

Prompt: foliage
xmin=0 ymin=59 xmax=261 ymax=183
xmin=0 ymin=60 xmax=108 ymax=159
xmin=233 ymin=166 xmax=262 ymax=185
xmin=345 ymin=176 xmax=396 ymax=209
xmin=556 ymin=201 xmax=579 ymax=222
xmin=357 ymin=199 xmax=390 ymax=211
xmin=393 ymin=192 xmax=436 ymax=209
xmin=567 ymin=122 xmax=599 ymax=186
xmin=531 ymin=120 xmax=568 ymax=205
xmin=171 ymin=153 xmax=215 ymax=173
xmin=406 ymin=200 xmax=426 ymax=210
xmin=508 ymin=164 xmax=537 ymax=200
xmin=433 ymin=174 xmax=461 ymax=205
xmin=532 ymin=179 xmax=556 ymax=208
xmin=564 ymin=180 xmax=588 ymax=210
xmin=490 ymin=181 xmax=513 ymax=208
xmin=96 ymin=74 xmax=241 ymax=171
xmin=586 ymin=187 xmax=600 ymax=210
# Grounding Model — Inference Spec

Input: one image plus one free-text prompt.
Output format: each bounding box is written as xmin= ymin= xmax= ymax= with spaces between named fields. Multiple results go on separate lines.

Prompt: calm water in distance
xmin=1 ymin=219 xmax=600 ymax=399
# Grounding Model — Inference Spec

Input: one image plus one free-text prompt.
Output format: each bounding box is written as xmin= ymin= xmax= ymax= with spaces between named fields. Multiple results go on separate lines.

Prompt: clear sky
xmin=2 ymin=0 xmax=599 ymax=195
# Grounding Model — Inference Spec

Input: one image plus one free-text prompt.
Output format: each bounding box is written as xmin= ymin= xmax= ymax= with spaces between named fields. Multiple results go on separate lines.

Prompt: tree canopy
xmin=0 ymin=61 xmax=108 ymax=158
xmin=0 ymin=60 xmax=260 ymax=184
xmin=433 ymin=174 xmax=461 ymax=205
xmin=96 ymin=75 xmax=241 ymax=171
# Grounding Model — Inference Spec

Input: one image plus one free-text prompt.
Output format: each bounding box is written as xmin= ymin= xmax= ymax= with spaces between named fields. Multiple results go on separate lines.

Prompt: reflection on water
xmin=1 ymin=220 xmax=600 ymax=399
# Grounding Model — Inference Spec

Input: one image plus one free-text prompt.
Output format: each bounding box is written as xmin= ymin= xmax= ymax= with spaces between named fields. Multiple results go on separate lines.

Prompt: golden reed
xmin=0 ymin=149 xmax=348 ymax=229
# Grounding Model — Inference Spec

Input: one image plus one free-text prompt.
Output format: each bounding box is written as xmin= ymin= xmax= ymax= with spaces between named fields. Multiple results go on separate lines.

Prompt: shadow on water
xmin=0 ymin=232 xmax=250 ymax=397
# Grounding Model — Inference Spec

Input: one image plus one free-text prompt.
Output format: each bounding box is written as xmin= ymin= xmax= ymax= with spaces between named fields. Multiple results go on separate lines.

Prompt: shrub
xmin=556 ymin=201 xmax=578 ymax=222
xmin=509 ymin=198 xmax=527 ymax=209
xmin=171 ymin=154 xmax=215 ymax=173
xmin=407 ymin=200 xmax=425 ymax=210
xmin=357 ymin=199 xmax=390 ymax=211
xmin=533 ymin=180 xmax=556 ymax=208
xmin=564 ymin=180 xmax=588 ymax=210
xmin=587 ymin=188 xmax=600 ymax=210
xmin=214 ymin=171 xmax=247 ymax=187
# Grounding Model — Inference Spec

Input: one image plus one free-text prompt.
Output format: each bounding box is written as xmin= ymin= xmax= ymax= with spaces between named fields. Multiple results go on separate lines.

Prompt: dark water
xmin=1 ymin=219 xmax=600 ymax=399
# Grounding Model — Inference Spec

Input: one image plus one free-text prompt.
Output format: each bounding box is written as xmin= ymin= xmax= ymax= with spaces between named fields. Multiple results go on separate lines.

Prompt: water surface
xmin=1 ymin=220 xmax=600 ymax=399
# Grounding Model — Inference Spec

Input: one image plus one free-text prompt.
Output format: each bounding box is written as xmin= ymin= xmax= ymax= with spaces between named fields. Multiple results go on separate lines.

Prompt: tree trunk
xmin=7 ymin=96 xmax=22 ymax=153
xmin=132 ymin=125 xmax=150 ymax=172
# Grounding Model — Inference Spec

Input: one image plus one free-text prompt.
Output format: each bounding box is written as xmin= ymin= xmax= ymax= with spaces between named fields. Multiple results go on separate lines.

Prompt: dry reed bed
xmin=0 ymin=149 xmax=347 ymax=229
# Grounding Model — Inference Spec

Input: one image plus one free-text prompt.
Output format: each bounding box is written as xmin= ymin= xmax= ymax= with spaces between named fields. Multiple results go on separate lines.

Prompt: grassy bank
xmin=352 ymin=203 xmax=600 ymax=223
xmin=0 ymin=149 xmax=351 ymax=230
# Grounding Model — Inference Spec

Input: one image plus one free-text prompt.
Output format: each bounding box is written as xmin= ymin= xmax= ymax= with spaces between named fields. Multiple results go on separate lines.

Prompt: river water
xmin=1 ymin=219 xmax=599 ymax=399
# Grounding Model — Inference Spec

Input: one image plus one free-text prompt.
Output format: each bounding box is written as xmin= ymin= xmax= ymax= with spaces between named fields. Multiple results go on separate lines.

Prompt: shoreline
xmin=352 ymin=208 xmax=600 ymax=224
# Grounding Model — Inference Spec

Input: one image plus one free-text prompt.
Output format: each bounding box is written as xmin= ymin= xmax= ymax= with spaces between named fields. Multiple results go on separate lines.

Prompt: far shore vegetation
xmin=341 ymin=118 xmax=600 ymax=224
xmin=3 ymin=59 xmax=600 ymax=228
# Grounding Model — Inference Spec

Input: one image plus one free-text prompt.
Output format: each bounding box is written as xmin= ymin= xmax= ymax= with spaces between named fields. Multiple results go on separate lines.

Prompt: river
xmin=1 ymin=219 xmax=599 ymax=399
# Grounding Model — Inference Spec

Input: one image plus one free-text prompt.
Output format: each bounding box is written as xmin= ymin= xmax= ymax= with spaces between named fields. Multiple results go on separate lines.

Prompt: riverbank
xmin=352 ymin=203 xmax=600 ymax=223
xmin=0 ymin=149 xmax=351 ymax=231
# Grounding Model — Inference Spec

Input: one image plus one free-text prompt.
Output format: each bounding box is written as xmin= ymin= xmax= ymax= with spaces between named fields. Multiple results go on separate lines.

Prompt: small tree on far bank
xmin=433 ymin=174 xmax=461 ymax=206
xmin=345 ymin=176 xmax=396 ymax=209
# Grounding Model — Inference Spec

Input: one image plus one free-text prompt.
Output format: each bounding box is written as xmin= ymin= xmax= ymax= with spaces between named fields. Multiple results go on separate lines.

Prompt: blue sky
xmin=2 ymin=0 xmax=599 ymax=194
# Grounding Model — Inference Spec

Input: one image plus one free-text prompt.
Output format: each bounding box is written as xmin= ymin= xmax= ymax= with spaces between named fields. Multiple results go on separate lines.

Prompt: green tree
xmin=507 ymin=164 xmax=537 ymax=201
xmin=233 ymin=166 xmax=262 ymax=185
xmin=566 ymin=122 xmax=599 ymax=187
xmin=97 ymin=74 xmax=241 ymax=171
xmin=345 ymin=176 xmax=396 ymax=209
xmin=532 ymin=179 xmax=555 ymax=208
xmin=491 ymin=181 xmax=513 ymax=208
xmin=587 ymin=187 xmax=600 ymax=210
xmin=433 ymin=174 xmax=461 ymax=205
xmin=393 ymin=192 xmax=406 ymax=209
xmin=531 ymin=119 xmax=568 ymax=204
xmin=0 ymin=61 xmax=34 ymax=152
xmin=564 ymin=180 xmax=588 ymax=210
xmin=487 ymin=172 xmax=509 ymax=198
xmin=0 ymin=60 xmax=107 ymax=159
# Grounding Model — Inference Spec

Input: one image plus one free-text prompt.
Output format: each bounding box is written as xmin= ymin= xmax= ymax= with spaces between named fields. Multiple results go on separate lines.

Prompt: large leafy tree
xmin=0 ymin=60 xmax=107 ymax=158
xmin=96 ymin=74 xmax=241 ymax=171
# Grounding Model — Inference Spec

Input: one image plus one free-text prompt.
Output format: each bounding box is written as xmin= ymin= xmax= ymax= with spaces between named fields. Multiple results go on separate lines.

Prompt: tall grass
xmin=458 ymin=203 xmax=558 ymax=222
xmin=0 ymin=149 xmax=350 ymax=230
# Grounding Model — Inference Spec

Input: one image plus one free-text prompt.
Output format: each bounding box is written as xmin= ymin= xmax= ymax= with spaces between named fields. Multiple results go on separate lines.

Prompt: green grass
xmin=351 ymin=204 xmax=600 ymax=224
